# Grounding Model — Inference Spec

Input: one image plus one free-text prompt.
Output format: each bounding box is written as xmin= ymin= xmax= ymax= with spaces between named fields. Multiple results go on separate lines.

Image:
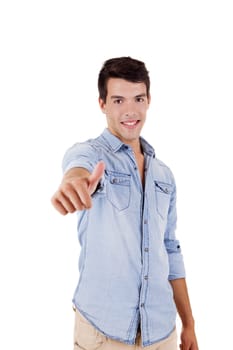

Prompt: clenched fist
xmin=51 ymin=161 xmax=105 ymax=215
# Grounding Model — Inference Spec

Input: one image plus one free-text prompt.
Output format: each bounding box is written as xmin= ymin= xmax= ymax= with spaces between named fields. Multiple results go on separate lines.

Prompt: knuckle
xmin=62 ymin=182 xmax=72 ymax=193
xmin=51 ymin=193 xmax=60 ymax=206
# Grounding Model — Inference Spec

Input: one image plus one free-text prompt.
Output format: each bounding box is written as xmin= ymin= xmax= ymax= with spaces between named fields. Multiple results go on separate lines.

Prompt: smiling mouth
xmin=121 ymin=120 xmax=140 ymax=128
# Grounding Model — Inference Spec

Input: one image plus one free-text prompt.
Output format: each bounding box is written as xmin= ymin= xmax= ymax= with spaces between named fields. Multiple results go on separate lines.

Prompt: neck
xmin=125 ymin=139 xmax=143 ymax=155
xmin=107 ymin=129 xmax=143 ymax=155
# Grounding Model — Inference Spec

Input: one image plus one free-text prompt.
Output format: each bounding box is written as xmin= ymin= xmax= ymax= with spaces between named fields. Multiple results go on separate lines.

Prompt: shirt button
xmin=144 ymin=220 xmax=148 ymax=224
xmin=144 ymin=275 xmax=148 ymax=280
xmin=144 ymin=248 xmax=149 ymax=252
xmin=140 ymin=303 xmax=145 ymax=308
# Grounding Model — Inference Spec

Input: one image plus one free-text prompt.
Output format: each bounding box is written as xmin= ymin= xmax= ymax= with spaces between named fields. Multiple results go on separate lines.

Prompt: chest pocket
xmin=106 ymin=170 xmax=131 ymax=211
xmin=154 ymin=180 xmax=173 ymax=219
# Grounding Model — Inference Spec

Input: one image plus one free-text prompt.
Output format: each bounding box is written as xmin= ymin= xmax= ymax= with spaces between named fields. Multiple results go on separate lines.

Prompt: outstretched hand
xmin=51 ymin=161 xmax=105 ymax=215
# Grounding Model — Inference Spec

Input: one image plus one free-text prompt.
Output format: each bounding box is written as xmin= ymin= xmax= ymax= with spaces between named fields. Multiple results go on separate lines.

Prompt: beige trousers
xmin=73 ymin=309 xmax=177 ymax=350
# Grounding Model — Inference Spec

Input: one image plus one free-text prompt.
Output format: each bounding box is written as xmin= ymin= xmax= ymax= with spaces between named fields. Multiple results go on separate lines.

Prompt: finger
xmin=51 ymin=197 xmax=68 ymax=215
xmin=62 ymin=180 xmax=92 ymax=209
xmin=88 ymin=161 xmax=105 ymax=194
xmin=77 ymin=184 xmax=92 ymax=209
xmin=62 ymin=186 xmax=87 ymax=210
xmin=53 ymin=191 xmax=77 ymax=213
xmin=180 ymin=341 xmax=191 ymax=350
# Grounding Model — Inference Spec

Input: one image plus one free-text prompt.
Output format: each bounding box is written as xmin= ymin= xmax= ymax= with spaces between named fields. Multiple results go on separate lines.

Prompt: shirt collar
xmin=100 ymin=128 xmax=155 ymax=157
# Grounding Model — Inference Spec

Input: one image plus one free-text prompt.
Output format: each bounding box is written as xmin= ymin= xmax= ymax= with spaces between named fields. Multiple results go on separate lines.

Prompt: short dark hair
xmin=98 ymin=56 xmax=150 ymax=102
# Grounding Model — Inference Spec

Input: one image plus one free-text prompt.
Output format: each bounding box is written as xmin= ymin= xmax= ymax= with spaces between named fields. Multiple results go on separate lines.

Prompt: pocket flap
xmin=154 ymin=181 xmax=173 ymax=194
xmin=106 ymin=170 xmax=131 ymax=186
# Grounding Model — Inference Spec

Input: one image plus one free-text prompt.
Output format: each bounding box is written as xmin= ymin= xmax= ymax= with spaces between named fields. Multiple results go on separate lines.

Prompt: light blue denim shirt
xmin=62 ymin=128 xmax=186 ymax=347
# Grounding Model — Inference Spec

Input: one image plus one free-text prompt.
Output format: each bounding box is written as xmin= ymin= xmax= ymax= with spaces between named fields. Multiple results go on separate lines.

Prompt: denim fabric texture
xmin=62 ymin=128 xmax=185 ymax=347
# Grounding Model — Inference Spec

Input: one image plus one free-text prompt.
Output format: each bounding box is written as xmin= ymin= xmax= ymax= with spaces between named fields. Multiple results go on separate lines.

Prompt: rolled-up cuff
xmin=168 ymin=252 xmax=186 ymax=280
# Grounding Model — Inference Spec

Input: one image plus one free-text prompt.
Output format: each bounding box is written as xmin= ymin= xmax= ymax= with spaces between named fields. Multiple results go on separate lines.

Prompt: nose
xmin=124 ymin=112 xmax=137 ymax=119
xmin=123 ymin=101 xmax=137 ymax=118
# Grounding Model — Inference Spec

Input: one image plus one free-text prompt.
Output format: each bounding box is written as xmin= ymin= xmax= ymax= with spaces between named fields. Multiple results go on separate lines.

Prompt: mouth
xmin=120 ymin=120 xmax=140 ymax=129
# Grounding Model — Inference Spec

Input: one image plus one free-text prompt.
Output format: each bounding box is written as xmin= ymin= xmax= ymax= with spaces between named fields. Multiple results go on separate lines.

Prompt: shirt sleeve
xmin=164 ymin=171 xmax=186 ymax=280
xmin=62 ymin=142 xmax=98 ymax=175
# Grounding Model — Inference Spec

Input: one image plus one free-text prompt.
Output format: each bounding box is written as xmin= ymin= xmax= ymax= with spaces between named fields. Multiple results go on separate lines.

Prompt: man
xmin=51 ymin=57 xmax=198 ymax=350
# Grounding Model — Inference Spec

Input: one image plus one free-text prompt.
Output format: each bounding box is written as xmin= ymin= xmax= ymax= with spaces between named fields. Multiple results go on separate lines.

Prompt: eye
xmin=136 ymin=97 xmax=145 ymax=103
xmin=113 ymin=99 xmax=123 ymax=104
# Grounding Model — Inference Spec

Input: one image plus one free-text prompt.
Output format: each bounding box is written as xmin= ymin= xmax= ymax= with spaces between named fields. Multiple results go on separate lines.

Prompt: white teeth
xmin=122 ymin=121 xmax=137 ymax=126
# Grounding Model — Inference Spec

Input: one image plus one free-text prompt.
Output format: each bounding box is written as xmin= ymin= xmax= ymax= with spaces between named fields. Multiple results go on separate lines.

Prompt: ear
xmin=99 ymin=98 xmax=106 ymax=114
xmin=147 ymin=94 xmax=151 ymax=106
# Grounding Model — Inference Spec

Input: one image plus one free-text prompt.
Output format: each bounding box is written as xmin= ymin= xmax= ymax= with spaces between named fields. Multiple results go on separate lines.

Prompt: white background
xmin=0 ymin=1 xmax=232 ymax=349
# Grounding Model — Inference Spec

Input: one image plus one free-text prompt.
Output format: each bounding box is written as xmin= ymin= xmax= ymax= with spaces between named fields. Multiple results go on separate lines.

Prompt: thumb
xmin=88 ymin=161 xmax=105 ymax=194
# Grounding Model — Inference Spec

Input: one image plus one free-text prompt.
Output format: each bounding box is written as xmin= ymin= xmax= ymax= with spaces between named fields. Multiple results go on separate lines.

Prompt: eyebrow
xmin=110 ymin=93 xmax=147 ymax=99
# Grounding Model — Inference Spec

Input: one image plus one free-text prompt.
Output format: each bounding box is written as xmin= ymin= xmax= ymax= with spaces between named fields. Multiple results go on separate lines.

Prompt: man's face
xmin=99 ymin=78 xmax=150 ymax=146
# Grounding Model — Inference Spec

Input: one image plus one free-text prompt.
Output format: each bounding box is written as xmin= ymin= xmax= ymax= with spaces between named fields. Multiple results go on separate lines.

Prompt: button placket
xmin=139 ymin=156 xmax=152 ymax=340
xmin=140 ymin=211 xmax=150 ymax=315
